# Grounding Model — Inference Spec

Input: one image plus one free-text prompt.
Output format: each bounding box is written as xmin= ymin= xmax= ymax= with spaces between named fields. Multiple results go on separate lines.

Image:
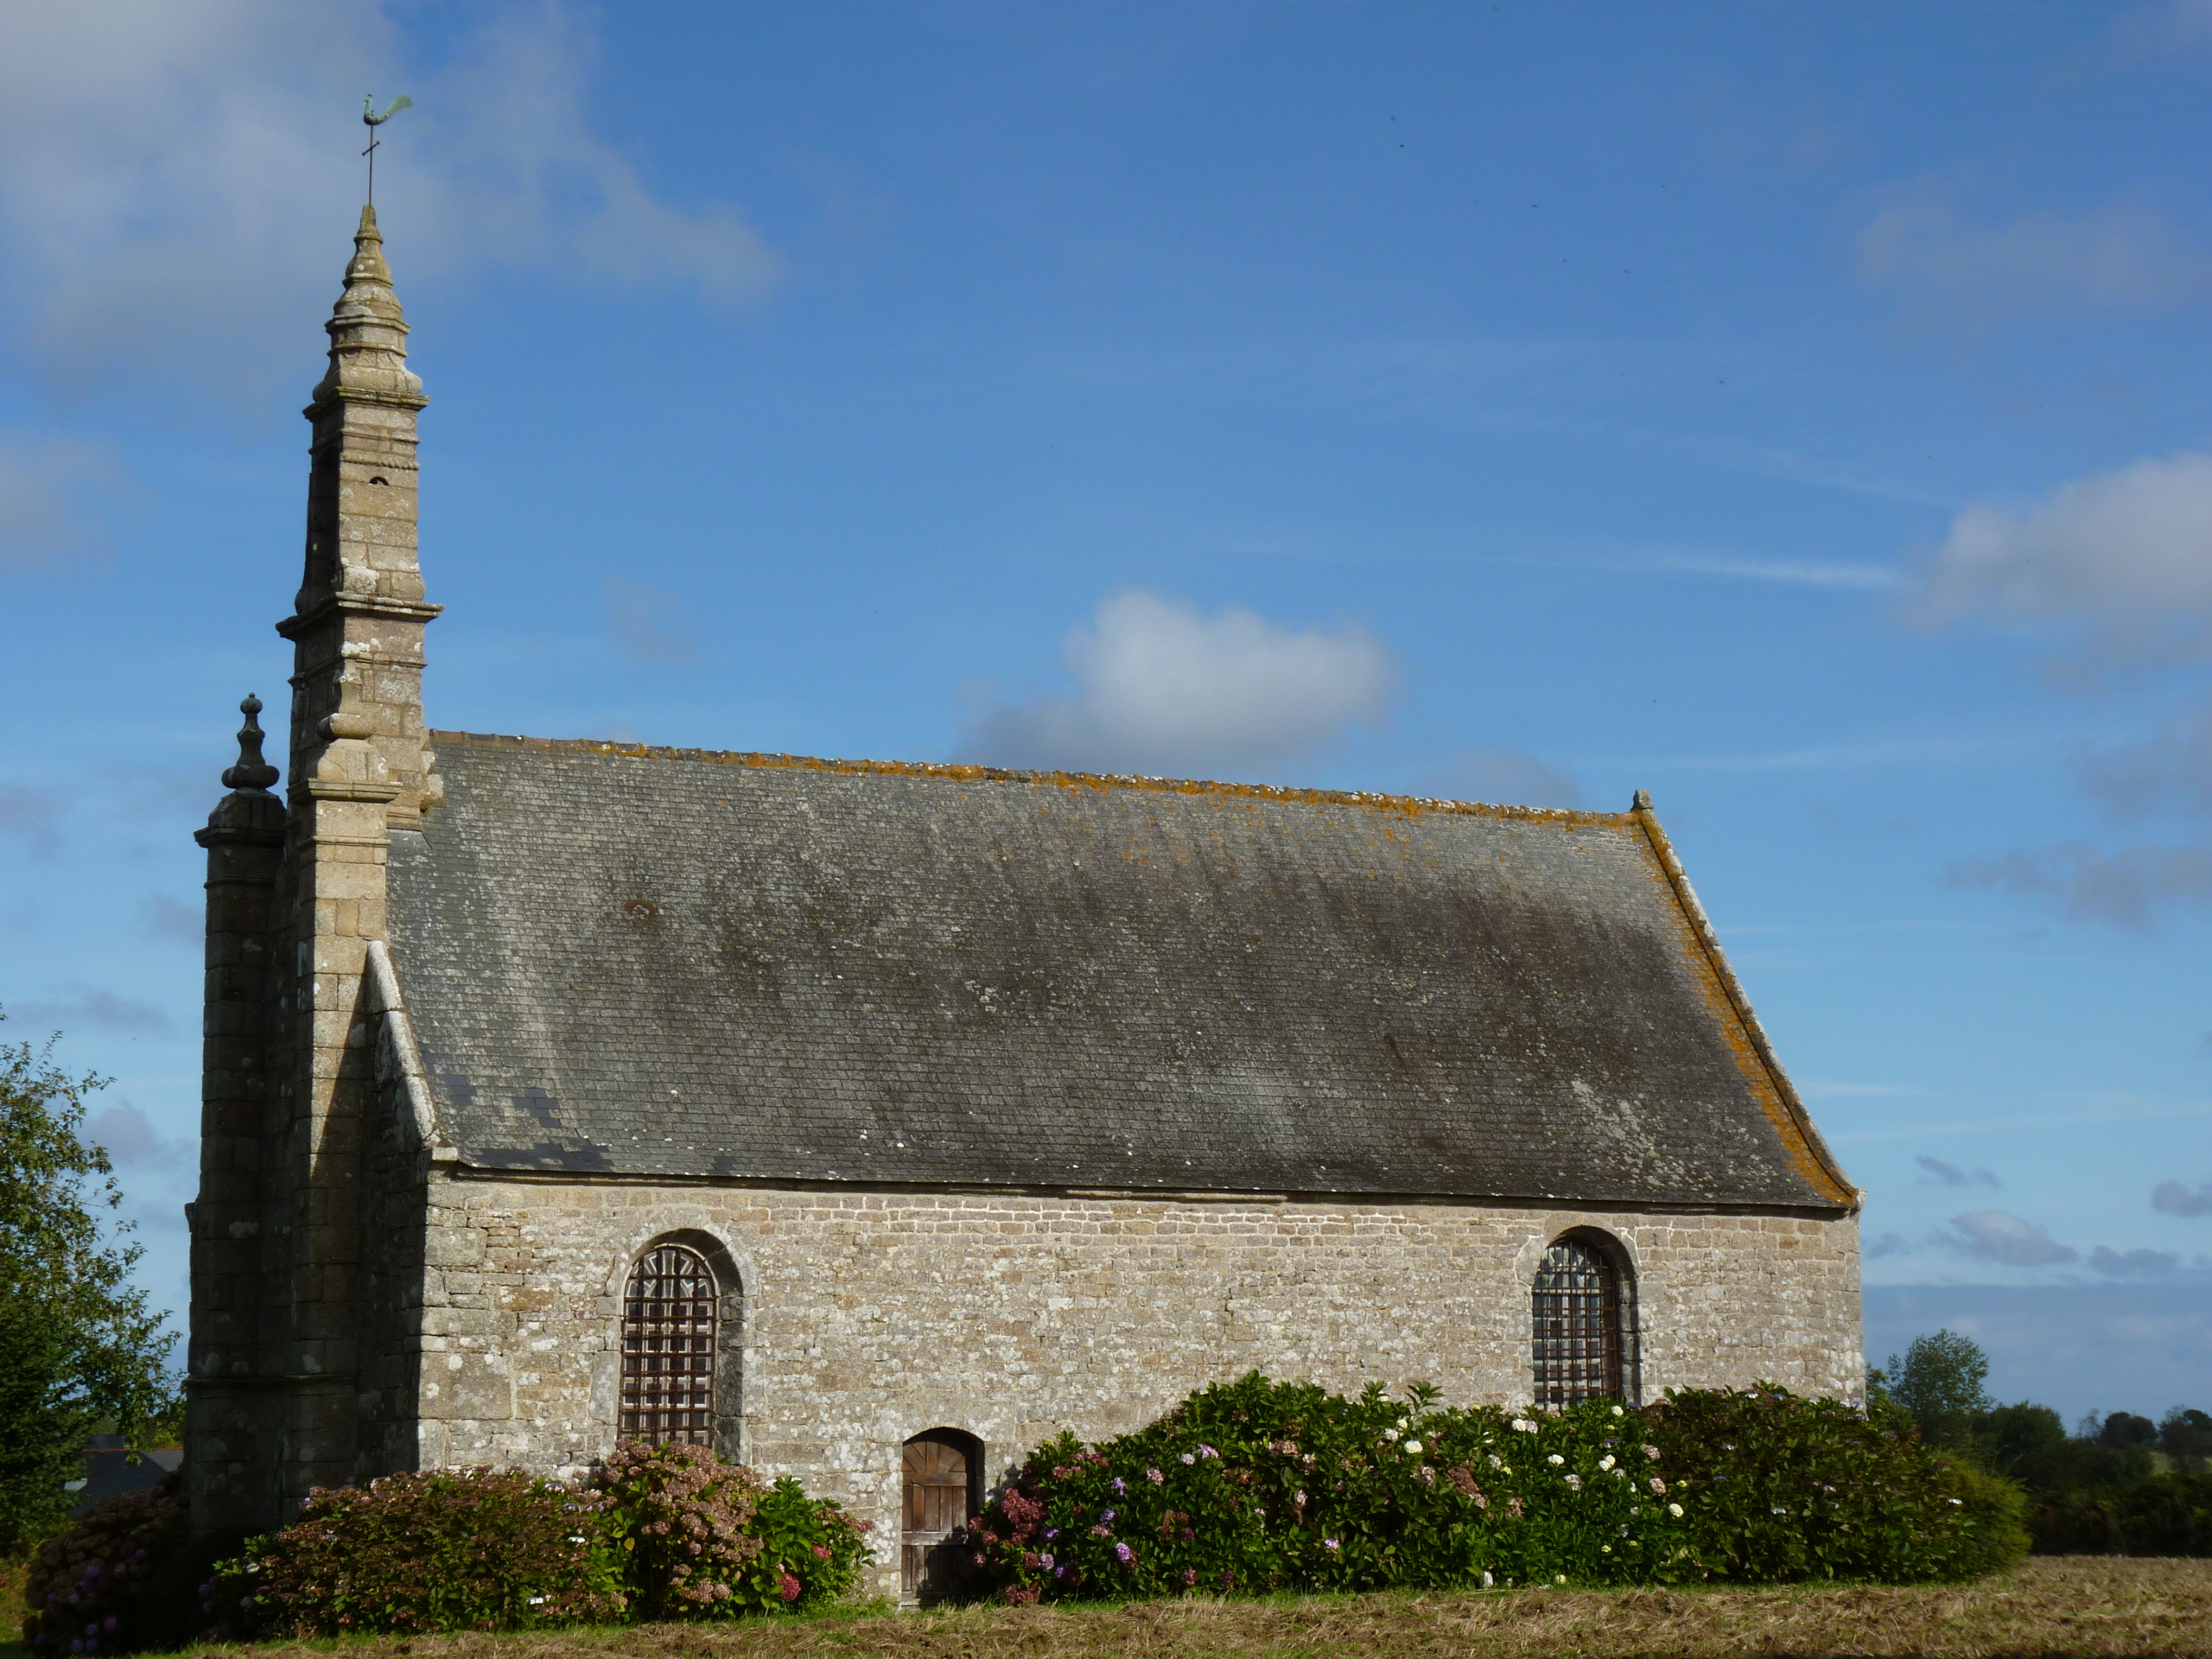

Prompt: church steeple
xmin=277 ymin=202 xmax=441 ymax=828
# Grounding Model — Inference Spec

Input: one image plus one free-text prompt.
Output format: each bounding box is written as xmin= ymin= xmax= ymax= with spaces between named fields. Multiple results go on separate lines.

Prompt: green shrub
xmin=2031 ymin=1473 xmax=2212 ymax=1556
xmin=208 ymin=1467 xmax=626 ymax=1637
xmin=20 ymin=1473 xmax=187 ymax=1656
xmin=968 ymin=1375 xmax=2025 ymax=1604
xmin=1651 ymin=1384 xmax=2026 ymax=1583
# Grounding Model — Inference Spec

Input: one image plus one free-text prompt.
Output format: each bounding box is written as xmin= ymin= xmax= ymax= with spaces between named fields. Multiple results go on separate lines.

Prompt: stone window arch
xmin=1531 ymin=1230 xmax=1636 ymax=1405
xmin=619 ymin=1239 xmax=736 ymax=1446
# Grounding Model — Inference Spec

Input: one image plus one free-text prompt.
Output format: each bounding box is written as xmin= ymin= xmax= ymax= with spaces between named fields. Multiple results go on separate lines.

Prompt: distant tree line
xmin=1872 ymin=1329 xmax=2210 ymax=1554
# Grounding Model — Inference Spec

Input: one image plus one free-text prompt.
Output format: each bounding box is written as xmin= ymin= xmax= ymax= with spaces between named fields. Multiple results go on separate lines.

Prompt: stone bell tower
xmin=188 ymin=205 xmax=440 ymax=1533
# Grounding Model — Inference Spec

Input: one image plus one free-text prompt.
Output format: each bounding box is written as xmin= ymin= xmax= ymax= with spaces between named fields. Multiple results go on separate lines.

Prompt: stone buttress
xmin=188 ymin=205 xmax=441 ymax=1533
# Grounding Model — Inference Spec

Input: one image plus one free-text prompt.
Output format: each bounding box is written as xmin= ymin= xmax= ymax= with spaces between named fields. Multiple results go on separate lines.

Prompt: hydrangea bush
xmin=20 ymin=1474 xmax=188 ymax=1656
xmin=595 ymin=1440 xmax=870 ymax=1618
xmin=966 ymin=1374 xmax=2027 ymax=1602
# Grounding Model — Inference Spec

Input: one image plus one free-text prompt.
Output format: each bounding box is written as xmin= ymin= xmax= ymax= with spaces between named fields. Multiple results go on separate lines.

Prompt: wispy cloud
xmin=85 ymin=1103 xmax=192 ymax=1171
xmin=0 ymin=435 xmax=120 ymax=570
xmin=2089 ymin=1245 xmax=2180 ymax=1277
xmin=1618 ymin=551 xmax=1902 ymax=591
xmin=1857 ymin=184 xmax=2212 ymax=330
xmin=1916 ymin=1154 xmax=2001 ymax=1189
xmin=605 ymin=575 xmax=697 ymax=666
xmin=1796 ymin=1078 xmax=1933 ymax=1100
xmin=1934 ymin=1209 xmax=2078 ymax=1268
xmin=0 ymin=785 xmax=63 ymax=857
xmin=1945 ymin=842 xmax=2212 ymax=930
xmin=139 ymin=893 xmax=200 ymax=944
xmin=960 ymin=589 xmax=1395 ymax=780
xmin=7 ymin=985 xmax=175 ymax=1037
xmin=1420 ymin=749 xmax=1581 ymax=810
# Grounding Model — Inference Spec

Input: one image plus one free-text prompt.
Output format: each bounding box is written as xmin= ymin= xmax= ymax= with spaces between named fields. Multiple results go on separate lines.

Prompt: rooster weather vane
xmin=361 ymin=94 xmax=413 ymax=205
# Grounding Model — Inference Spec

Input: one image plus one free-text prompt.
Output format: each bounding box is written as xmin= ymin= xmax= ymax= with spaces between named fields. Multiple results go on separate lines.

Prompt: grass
xmin=15 ymin=1557 xmax=2190 ymax=1659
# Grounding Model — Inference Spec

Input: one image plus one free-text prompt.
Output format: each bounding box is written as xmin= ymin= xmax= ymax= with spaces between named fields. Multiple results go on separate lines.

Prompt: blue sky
xmin=2 ymin=2 xmax=2209 ymax=1421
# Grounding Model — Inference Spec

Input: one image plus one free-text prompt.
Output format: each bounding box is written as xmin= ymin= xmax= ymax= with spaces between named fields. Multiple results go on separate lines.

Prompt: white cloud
xmin=960 ymin=589 xmax=1396 ymax=779
xmin=1857 ymin=186 xmax=2212 ymax=327
xmin=0 ymin=1 xmax=780 ymax=395
xmin=1421 ymin=749 xmax=1582 ymax=810
xmin=2154 ymin=1176 xmax=2212 ymax=1217
xmin=1912 ymin=450 xmax=2212 ymax=657
xmin=1935 ymin=1209 xmax=2079 ymax=1268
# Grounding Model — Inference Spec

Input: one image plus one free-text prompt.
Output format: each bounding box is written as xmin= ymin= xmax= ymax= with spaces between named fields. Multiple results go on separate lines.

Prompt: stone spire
xmin=277 ymin=203 xmax=442 ymax=828
xmin=245 ymin=206 xmax=442 ymax=1519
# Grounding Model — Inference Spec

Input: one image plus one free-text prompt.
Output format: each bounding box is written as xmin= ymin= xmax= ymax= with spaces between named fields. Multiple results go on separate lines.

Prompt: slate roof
xmin=383 ymin=734 xmax=1856 ymax=1211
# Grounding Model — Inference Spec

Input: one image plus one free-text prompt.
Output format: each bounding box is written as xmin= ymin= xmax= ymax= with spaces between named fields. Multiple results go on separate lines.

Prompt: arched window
xmin=1532 ymin=1234 xmax=1630 ymax=1405
xmin=620 ymin=1243 xmax=718 ymax=1445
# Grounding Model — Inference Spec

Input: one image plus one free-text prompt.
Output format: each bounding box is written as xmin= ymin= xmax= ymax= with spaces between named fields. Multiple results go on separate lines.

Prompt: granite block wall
xmin=404 ymin=1175 xmax=1859 ymax=1591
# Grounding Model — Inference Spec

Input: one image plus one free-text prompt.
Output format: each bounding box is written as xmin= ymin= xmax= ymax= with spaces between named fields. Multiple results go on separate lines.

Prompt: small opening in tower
xmin=369 ymin=475 xmax=391 ymax=486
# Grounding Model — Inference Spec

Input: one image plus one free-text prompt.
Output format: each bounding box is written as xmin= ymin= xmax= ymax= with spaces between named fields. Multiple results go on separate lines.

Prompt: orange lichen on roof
xmin=1628 ymin=798 xmax=1859 ymax=1209
xmin=428 ymin=730 xmax=1628 ymax=829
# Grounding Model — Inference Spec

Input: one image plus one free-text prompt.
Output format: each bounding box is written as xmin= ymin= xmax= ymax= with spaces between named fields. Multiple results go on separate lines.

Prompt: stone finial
xmin=346 ymin=203 xmax=393 ymax=289
xmin=1630 ymin=789 xmax=1654 ymax=812
xmin=310 ymin=202 xmax=424 ymax=410
xmin=221 ymin=695 xmax=281 ymax=792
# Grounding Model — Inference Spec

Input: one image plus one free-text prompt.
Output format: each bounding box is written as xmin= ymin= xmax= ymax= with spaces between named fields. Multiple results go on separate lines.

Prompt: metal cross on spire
xmin=361 ymin=94 xmax=413 ymax=205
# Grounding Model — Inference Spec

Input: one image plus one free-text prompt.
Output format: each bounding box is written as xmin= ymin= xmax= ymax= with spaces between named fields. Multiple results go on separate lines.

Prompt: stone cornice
xmin=276 ymin=592 xmax=444 ymax=640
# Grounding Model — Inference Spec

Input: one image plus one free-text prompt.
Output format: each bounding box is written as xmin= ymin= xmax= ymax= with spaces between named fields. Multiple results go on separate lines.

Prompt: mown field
xmin=7 ymin=1557 xmax=2202 ymax=1659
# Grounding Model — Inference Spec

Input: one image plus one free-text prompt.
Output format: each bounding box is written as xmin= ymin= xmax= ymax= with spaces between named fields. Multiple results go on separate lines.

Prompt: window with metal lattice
xmin=1531 ymin=1234 xmax=1626 ymax=1405
xmin=619 ymin=1243 xmax=718 ymax=1445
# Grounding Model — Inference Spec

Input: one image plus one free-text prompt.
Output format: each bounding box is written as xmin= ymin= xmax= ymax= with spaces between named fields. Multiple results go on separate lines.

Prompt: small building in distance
xmin=186 ymin=205 xmax=1863 ymax=1599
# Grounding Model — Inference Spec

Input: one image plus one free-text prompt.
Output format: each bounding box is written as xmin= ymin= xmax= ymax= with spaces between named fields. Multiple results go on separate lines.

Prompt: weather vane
xmin=361 ymin=94 xmax=413 ymax=205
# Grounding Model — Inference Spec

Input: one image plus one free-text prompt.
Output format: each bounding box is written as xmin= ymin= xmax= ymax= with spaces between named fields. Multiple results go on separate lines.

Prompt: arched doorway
xmin=901 ymin=1428 xmax=981 ymax=1604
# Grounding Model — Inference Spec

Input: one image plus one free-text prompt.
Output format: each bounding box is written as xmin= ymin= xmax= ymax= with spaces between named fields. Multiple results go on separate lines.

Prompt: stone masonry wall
xmin=409 ymin=1175 xmax=1859 ymax=1592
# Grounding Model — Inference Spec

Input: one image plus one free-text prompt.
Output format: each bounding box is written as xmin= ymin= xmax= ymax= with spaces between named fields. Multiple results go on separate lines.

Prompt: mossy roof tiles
xmin=384 ymin=734 xmax=1854 ymax=1210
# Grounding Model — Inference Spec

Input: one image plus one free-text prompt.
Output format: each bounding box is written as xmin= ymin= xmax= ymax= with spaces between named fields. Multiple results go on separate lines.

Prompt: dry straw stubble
xmin=162 ymin=1556 xmax=2212 ymax=1659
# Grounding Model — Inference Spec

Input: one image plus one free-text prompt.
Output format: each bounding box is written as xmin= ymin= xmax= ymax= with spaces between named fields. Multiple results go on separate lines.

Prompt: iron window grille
xmin=1532 ymin=1236 xmax=1624 ymax=1405
xmin=620 ymin=1243 xmax=717 ymax=1445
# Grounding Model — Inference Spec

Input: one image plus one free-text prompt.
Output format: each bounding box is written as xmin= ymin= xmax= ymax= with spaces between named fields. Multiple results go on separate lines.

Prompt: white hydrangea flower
xmin=1547 ymin=1453 xmax=1565 ymax=1465
xmin=1404 ymin=1439 xmax=1421 ymax=1454
xmin=1598 ymin=1454 xmax=1615 ymax=1471
xmin=1668 ymin=1503 xmax=1684 ymax=1517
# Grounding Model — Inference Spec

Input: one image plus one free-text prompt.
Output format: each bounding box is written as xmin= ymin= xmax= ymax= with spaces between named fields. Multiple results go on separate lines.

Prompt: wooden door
xmin=901 ymin=1434 xmax=974 ymax=1603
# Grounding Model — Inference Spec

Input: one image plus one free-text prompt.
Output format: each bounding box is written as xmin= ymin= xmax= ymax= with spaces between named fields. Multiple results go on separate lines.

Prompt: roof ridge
xmin=425 ymin=728 xmax=1631 ymax=827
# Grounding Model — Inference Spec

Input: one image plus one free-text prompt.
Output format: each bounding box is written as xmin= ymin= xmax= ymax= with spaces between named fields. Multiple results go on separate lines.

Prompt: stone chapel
xmin=187 ymin=206 xmax=1865 ymax=1596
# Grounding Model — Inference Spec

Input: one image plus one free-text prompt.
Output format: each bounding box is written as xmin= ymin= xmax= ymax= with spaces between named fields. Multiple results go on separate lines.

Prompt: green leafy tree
xmin=1883 ymin=1330 xmax=1991 ymax=1452
xmin=2099 ymin=1411 xmax=2158 ymax=1449
xmin=2161 ymin=1408 xmax=2212 ymax=1470
xmin=0 ymin=1015 xmax=178 ymax=1551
